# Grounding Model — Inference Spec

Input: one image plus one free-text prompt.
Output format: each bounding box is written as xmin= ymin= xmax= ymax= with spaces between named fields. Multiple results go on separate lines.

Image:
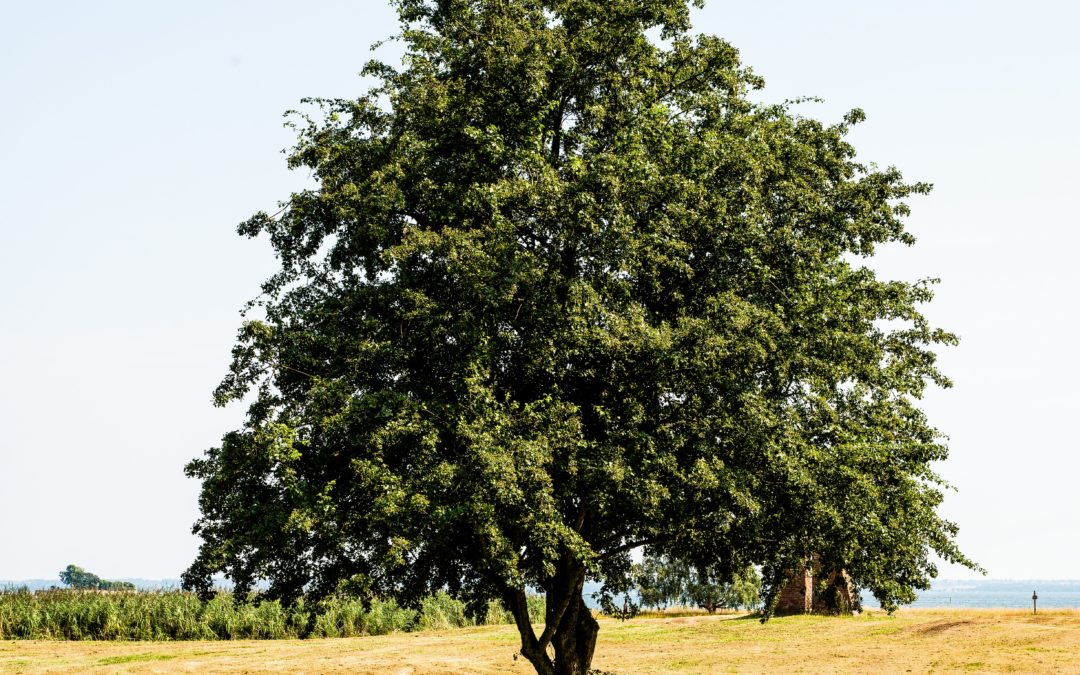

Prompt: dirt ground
xmin=2 ymin=608 xmax=1078 ymax=673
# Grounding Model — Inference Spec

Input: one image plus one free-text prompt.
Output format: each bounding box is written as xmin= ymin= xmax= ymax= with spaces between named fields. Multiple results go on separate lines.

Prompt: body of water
xmin=864 ymin=579 xmax=1080 ymax=609
xmin=583 ymin=579 xmax=1080 ymax=610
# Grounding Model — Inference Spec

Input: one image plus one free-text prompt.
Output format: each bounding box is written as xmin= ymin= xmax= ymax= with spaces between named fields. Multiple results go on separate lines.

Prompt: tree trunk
xmin=506 ymin=563 xmax=600 ymax=675
xmin=507 ymin=588 xmax=555 ymax=675
xmin=552 ymin=597 xmax=599 ymax=675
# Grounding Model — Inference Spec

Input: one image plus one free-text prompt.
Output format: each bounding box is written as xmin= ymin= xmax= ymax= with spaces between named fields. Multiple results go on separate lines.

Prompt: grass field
xmin=2 ymin=608 xmax=1079 ymax=673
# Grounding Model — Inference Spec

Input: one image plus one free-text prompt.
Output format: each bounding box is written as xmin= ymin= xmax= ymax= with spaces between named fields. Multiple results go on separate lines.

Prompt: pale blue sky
xmin=2 ymin=1 xmax=1076 ymax=581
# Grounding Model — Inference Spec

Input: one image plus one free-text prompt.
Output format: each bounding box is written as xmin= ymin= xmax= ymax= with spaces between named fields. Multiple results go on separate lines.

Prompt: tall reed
xmin=0 ymin=588 xmax=545 ymax=641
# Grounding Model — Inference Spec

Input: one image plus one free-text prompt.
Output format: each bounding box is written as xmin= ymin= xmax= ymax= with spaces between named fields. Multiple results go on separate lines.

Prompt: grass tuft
xmin=97 ymin=653 xmax=178 ymax=665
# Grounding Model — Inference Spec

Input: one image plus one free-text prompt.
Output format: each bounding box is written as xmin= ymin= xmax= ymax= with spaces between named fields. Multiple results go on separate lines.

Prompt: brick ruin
xmin=774 ymin=559 xmax=855 ymax=615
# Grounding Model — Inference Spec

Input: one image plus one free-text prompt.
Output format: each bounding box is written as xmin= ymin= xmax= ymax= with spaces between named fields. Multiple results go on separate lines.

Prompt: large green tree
xmin=184 ymin=0 xmax=977 ymax=672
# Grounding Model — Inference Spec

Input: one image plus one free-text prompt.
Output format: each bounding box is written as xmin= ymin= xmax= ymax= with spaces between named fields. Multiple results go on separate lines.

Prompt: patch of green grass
xmin=1025 ymin=646 xmax=1067 ymax=653
xmin=667 ymin=658 xmax=708 ymax=669
xmin=866 ymin=624 xmax=903 ymax=636
xmin=96 ymin=653 xmax=178 ymax=665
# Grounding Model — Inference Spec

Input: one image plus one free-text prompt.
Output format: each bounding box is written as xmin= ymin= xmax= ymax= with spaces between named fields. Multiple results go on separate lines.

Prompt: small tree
xmin=636 ymin=554 xmax=761 ymax=613
xmin=683 ymin=563 xmax=761 ymax=613
xmin=59 ymin=565 xmax=134 ymax=591
xmin=727 ymin=566 xmax=762 ymax=612
xmin=59 ymin=564 xmax=102 ymax=590
xmin=634 ymin=554 xmax=683 ymax=610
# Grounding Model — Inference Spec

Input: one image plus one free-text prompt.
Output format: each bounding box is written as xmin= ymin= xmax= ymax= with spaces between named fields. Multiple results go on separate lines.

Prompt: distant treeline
xmin=58 ymin=565 xmax=135 ymax=592
xmin=0 ymin=589 xmax=545 ymax=641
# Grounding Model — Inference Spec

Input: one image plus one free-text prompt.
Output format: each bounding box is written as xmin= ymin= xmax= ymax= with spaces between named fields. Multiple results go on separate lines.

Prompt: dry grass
xmin=2 ymin=608 xmax=1079 ymax=673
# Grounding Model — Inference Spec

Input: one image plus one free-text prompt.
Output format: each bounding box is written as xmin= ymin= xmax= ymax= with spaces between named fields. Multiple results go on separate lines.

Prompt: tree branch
xmin=598 ymin=536 xmax=669 ymax=560
xmin=574 ymin=506 xmax=588 ymax=533
xmin=537 ymin=566 xmax=583 ymax=653
xmin=507 ymin=587 xmax=552 ymax=674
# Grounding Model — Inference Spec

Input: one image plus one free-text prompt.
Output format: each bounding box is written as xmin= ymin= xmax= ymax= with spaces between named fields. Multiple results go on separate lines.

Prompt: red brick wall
xmin=813 ymin=569 xmax=855 ymax=614
xmin=776 ymin=561 xmax=856 ymax=615
xmin=775 ymin=567 xmax=812 ymax=614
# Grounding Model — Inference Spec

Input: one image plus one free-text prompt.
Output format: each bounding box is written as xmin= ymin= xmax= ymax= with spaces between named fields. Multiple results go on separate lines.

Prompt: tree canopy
xmin=59 ymin=565 xmax=135 ymax=591
xmin=183 ymin=0 xmax=977 ymax=672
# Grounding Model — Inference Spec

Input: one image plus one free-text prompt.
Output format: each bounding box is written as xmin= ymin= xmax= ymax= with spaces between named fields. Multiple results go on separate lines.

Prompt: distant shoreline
xmin=5 ymin=578 xmax=1080 ymax=610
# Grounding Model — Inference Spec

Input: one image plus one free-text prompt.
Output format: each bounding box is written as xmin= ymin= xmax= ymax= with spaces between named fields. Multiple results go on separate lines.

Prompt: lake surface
xmin=862 ymin=579 xmax=1080 ymax=609
xmin=582 ymin=579 xmax=1080 ymax=610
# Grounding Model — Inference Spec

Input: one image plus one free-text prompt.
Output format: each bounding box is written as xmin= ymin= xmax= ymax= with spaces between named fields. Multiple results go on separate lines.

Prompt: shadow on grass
xmin=729 ymin=612 xmax=766 ymax=622
xmin=629 ymin=609 xmax=763 ymax=622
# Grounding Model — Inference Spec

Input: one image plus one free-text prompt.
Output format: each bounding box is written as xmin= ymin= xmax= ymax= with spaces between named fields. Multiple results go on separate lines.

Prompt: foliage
xmin=59 ymin=564 xmax=135 ymax=591
xmin=185 ymin=0 xmax=977 ymax=672
xmin=634 ymin=554 xmax=760 ymax=613
xmin=418 ymin=591 xmax=473 ymax=630
xmin=682 ymin=561 xmax=761 ymax=613
xmin=0 ymin=588 xmax=540 ymax=640
xmin=634 ymin=555 xmax=685 ymax=611
xmin=307 ymin=596 xmax=417 ymax=637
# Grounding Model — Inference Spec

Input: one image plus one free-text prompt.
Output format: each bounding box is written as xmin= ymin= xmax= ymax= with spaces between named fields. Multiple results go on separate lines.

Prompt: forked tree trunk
xmin=552 ymin=597 xmax=599 ymax=675
xmin=507 ymin=566 xmax=600 ymax=675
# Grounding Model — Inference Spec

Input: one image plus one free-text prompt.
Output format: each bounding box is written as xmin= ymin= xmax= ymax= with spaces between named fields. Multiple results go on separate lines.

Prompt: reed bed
xmin=0 ymin=588 xmax=545 ymax=641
